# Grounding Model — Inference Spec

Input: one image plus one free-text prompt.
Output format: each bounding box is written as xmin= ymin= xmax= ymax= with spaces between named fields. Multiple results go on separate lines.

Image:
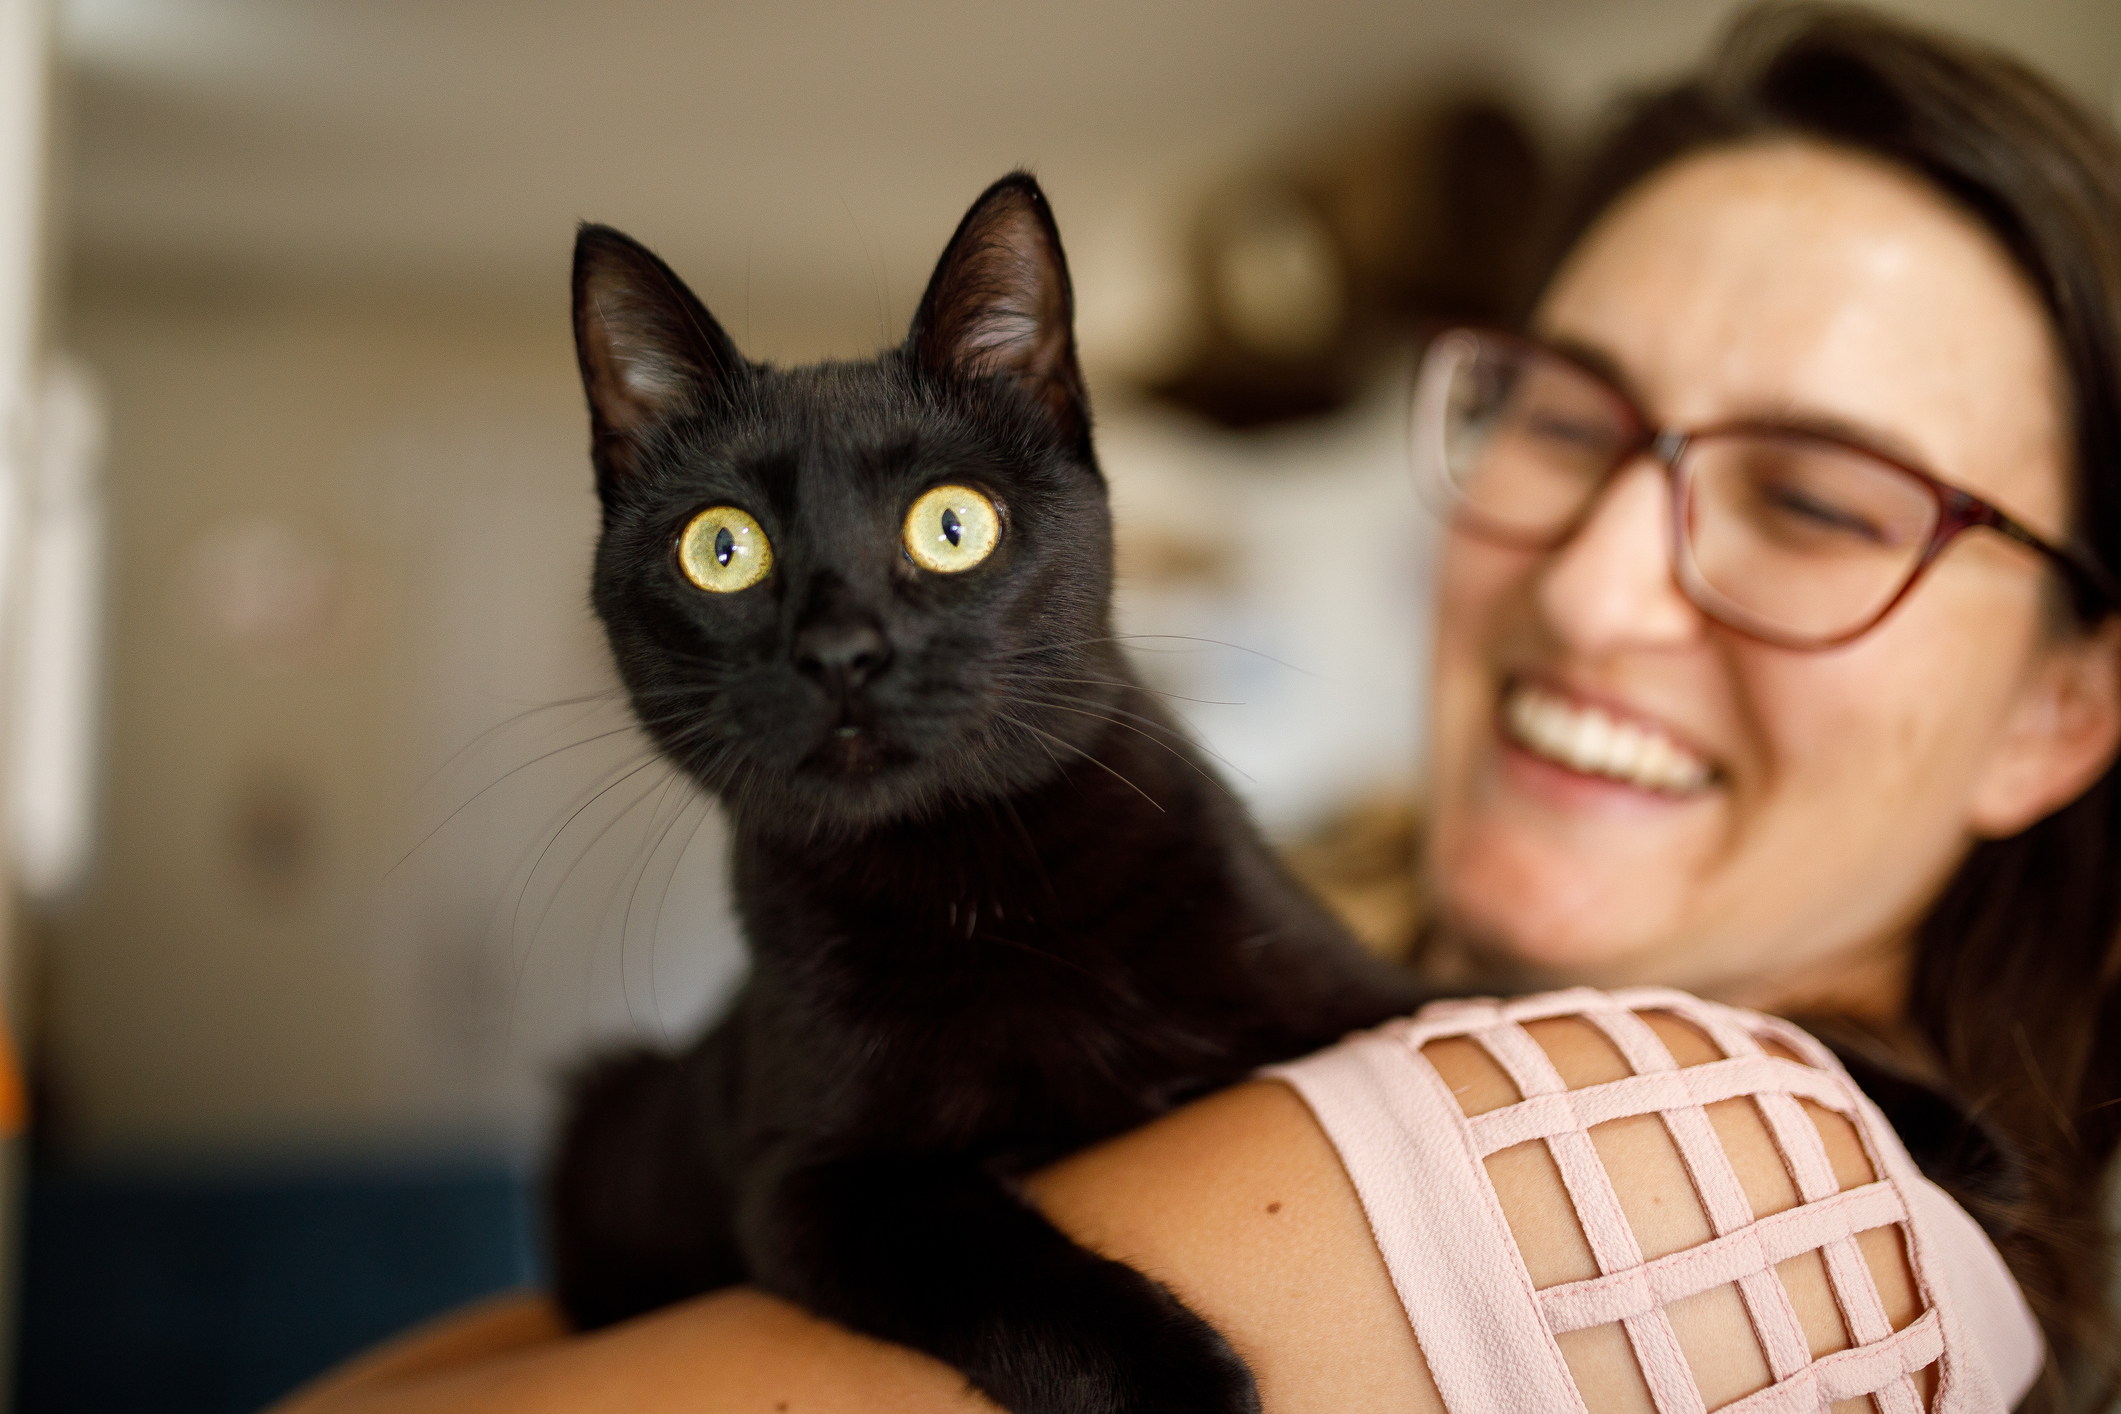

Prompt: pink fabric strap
xmin=1263 ymin=986 xmax=2042 ymax=1412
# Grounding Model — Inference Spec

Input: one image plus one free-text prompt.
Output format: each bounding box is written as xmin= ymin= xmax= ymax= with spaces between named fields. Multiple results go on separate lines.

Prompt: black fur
xmin=548 ymin=172 xmax=1429 ymax=1414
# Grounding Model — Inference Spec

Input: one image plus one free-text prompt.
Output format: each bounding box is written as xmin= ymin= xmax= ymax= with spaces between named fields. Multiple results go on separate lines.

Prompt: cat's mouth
xmin=805 ymin=712 xmax=908 ymax=778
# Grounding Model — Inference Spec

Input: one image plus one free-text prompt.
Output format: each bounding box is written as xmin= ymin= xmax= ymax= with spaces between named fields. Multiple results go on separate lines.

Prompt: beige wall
xmin=40 ymin=281 xmax=704 ymax=1158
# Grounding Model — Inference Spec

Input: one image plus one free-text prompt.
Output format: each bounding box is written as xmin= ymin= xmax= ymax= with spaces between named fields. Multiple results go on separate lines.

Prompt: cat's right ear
xmin=572 ymin=224 xmax=741 ymax=487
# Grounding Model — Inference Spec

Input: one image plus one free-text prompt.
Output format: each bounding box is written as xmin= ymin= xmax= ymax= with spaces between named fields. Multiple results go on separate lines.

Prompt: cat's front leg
xmin=741 ymin=1153 xmax=1261 ymax=1414
xmin=548 ymin=1008 xmax=753 ymax=1330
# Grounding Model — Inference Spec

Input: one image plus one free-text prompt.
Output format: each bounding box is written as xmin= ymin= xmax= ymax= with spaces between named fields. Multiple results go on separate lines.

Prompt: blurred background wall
xmin=7 ymin=1 xmax=2120 ymax=1409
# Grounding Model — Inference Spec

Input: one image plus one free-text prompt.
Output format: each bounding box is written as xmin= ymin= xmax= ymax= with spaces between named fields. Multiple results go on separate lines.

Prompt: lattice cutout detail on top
xmin=1408 ymin=989 xmax=1936 ymax=1414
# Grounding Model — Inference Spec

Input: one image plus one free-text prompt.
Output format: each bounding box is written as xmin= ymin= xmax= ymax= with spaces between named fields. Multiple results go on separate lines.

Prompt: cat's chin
xmin=802 ymin=726 xmax=907 ymax=781
xmin=734 ymin=774 xmax=935 ymax=842
xmin=723 ymin=740 xmax=934 ymax=838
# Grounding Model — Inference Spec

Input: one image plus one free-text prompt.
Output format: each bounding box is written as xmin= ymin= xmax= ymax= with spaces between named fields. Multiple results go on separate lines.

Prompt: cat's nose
xmin=794 ymin=618 xmax=893 ymax=691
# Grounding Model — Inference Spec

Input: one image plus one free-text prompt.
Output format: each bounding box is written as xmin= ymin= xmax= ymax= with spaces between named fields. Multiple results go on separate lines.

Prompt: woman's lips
xmin=1500 ymin=680 xmax=1714 ymax=795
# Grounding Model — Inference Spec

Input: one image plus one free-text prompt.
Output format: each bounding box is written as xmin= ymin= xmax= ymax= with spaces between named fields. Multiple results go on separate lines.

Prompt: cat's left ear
xmin=573 ymin=223 xmax=743 ymax=488
xmin=909 ymin=172 xmax=1087 ymax=442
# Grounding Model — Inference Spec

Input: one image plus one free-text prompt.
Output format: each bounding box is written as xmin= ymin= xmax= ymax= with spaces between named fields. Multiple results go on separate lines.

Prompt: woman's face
xmin=1426 ymin=139 xmax=2106 ymax=1012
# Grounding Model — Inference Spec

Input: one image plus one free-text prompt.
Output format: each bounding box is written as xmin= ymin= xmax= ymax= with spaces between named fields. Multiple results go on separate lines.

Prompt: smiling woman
xmin=1408 ymin=6 xmax=2121 ymax=1395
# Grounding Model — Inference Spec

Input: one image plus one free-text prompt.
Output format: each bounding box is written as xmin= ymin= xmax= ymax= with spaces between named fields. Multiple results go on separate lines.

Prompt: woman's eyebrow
xmin=1535 ymin=332 xmax=1652 ymax=410
xmin=1736 ymin=408 xmax=1935 ymax=473
xmin=1533 ymin=329 xmax=1939 ymax=474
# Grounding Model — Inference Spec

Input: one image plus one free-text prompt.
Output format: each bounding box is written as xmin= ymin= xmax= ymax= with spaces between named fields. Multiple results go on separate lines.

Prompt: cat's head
xmin=573 ymin=173 xmax=1123 ymax=839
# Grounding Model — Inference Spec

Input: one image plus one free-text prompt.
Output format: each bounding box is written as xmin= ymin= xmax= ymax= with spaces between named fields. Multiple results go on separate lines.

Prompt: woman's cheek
xmin=1728 ymin=590 xmax=2018 ymax=904
xmin=1425 ymin=542 xmax=1527 ymax=797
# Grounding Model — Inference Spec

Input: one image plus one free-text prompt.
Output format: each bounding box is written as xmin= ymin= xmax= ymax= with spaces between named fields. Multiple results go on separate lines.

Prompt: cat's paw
xmin=1094 ymin=1274 xmax=1262 ymax=1414
xmin=749 ymin=1156 xmax=1261 ymax=1414
xmin=982 ymin=1256 xmax=1262 ymax=1414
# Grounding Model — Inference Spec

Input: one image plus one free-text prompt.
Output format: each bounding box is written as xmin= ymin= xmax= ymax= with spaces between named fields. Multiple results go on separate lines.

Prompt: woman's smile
xmin=1498 ymin=677 xmax=1714 ymax=797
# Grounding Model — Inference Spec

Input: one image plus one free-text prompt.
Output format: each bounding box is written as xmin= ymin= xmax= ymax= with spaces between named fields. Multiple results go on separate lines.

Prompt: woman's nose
xmin=1533 ymin=459 xmax=1703 ymax=653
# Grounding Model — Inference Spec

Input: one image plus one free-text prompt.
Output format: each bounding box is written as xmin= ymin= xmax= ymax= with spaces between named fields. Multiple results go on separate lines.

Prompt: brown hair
xmin=1544 ymin=5 xmax=2121 ymax=1399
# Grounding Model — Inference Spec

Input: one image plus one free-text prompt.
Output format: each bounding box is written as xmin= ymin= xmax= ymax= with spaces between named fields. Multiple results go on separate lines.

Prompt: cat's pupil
xmin=941 ymin=508 xmax=962 ymax=547
xmin=715 ymin=526 xmax=735 ymax=566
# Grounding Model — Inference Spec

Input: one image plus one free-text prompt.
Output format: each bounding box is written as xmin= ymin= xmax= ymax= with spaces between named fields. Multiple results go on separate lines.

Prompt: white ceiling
xmin=54 ymin=0 xmax=2121 ymax=360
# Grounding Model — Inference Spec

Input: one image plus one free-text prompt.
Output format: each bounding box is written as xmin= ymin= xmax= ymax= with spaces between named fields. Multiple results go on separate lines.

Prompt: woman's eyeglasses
xmin=1409 ymin=328 xmax=2119 ymax=650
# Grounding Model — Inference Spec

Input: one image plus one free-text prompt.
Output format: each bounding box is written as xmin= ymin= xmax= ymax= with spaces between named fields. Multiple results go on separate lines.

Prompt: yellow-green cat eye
xmin=903 ymin=485 xmax=1001 ymax=574
xmin=677 ymin=506 xmax=773 ymax=593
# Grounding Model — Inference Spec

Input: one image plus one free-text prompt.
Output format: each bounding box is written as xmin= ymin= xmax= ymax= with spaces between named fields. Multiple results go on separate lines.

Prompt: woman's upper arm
xmin=1024 ymin=1080 xmax=1449 ymax=1414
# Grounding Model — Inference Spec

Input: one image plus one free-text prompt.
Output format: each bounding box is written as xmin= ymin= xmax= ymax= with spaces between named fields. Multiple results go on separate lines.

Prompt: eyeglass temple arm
xmin=1971 ymin=499 xmax=2121 ymax=613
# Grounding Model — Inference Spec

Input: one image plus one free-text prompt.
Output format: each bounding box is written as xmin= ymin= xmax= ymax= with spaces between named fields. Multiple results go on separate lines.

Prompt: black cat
xmin=548 ymin=172 xmax=1431 ymax=1414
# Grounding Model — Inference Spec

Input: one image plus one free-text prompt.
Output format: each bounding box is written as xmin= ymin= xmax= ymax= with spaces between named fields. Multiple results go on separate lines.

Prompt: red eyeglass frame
xmin=1412 ymin=327 xmax=2121 ymax=650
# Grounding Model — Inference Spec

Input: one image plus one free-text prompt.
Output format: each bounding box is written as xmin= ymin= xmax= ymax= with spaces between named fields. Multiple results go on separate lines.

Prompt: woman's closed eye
xmin=1521 ymin=410 xmax=1622 ymax=455
xmin=1751 ymin=478 xmax=1895 ymax=544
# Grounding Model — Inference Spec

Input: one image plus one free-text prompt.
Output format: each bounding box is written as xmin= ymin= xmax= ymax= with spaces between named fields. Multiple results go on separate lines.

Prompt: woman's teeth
xmin=1503 ymin=684 xmax=1711 ymax=794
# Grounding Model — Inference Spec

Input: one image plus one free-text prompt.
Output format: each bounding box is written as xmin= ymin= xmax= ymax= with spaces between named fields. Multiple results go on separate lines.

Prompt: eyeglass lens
xmin=1421 ymin=334 xmax=1944 ymax=645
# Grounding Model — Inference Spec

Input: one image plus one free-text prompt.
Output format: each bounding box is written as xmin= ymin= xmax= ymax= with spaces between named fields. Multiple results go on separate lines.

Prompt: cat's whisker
xmin=992 ymin=710 xmax=1164 ymax=814
xmin=991 ymin=688 xmax=1192 ymax=747
xmin=410 ymin=688 xmax=633 ymax=796
xmin=991 ymin=708 xmax=1073 ymax=782
xmin=992 ymin=669 xmax=1243 ymax=708
xmin=488 ymin=746 xmax=665 ymax=1046
xmin=504 ymin=751 xmax=671 ymax=948
xmin=990 ymin=690 xmax=1251 ymax=790
xmin=992 ymin=677 xmax=1245 ymax=777
xmin=482 ymin=747 xmax=664 ymax=953
xmin=612 ymin=772 xmax=696 ymax=1040
xmin=638 ymin=710 xmax=748 ymax=771
xmin=648 ymin=794 xmax=720 ymax=1044
xmin=583 ymin=776 xmax=676 ymax=1041
xmin=997 ymin=634 xmax=1316 ymax=679
xmin=653 ymin=707 xmax=741 ymax=743
xmin=993 ymin=678 xmax=1220 ymax=744
xmin=1112 ymin=635 xmax=1316 ymax=676
xmin=994 ymin=711 xmax=1066 ymax=775
xmin=506 ymin=755 xmax=680 ymax=1036
xmin=389 ymin=723 xmax=658 ymax=878
xmin=989 ymin=634 xmax=1127 ymax=661
xmin=504 ymin=760 xmax=668 ymax=947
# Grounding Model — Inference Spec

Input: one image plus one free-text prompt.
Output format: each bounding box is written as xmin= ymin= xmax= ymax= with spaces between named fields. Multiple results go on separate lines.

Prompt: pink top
xmin=1264 ymin=987 xmax=2041 ymax=1412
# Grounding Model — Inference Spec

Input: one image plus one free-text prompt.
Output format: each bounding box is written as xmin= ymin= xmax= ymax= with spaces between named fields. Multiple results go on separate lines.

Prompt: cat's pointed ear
xmin=909 ymin=172 xmax=1087 ymax=440
xmin=573 ymin=224 xmax=741 ymax=485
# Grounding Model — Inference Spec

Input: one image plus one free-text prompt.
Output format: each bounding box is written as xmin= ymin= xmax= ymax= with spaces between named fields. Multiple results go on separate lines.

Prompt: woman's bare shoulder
xmin=1024 ymin=1080 xmax=1447 ymax=1413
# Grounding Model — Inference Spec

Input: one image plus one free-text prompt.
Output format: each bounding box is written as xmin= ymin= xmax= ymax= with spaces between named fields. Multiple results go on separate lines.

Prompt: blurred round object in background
xmin=1206 ymin=183 xmax=1349 ymax=361
xmin=1151 ymin=88 xmax=1549 ymax=432
xmin=184 ymin=517 xmax=341 ymax=667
